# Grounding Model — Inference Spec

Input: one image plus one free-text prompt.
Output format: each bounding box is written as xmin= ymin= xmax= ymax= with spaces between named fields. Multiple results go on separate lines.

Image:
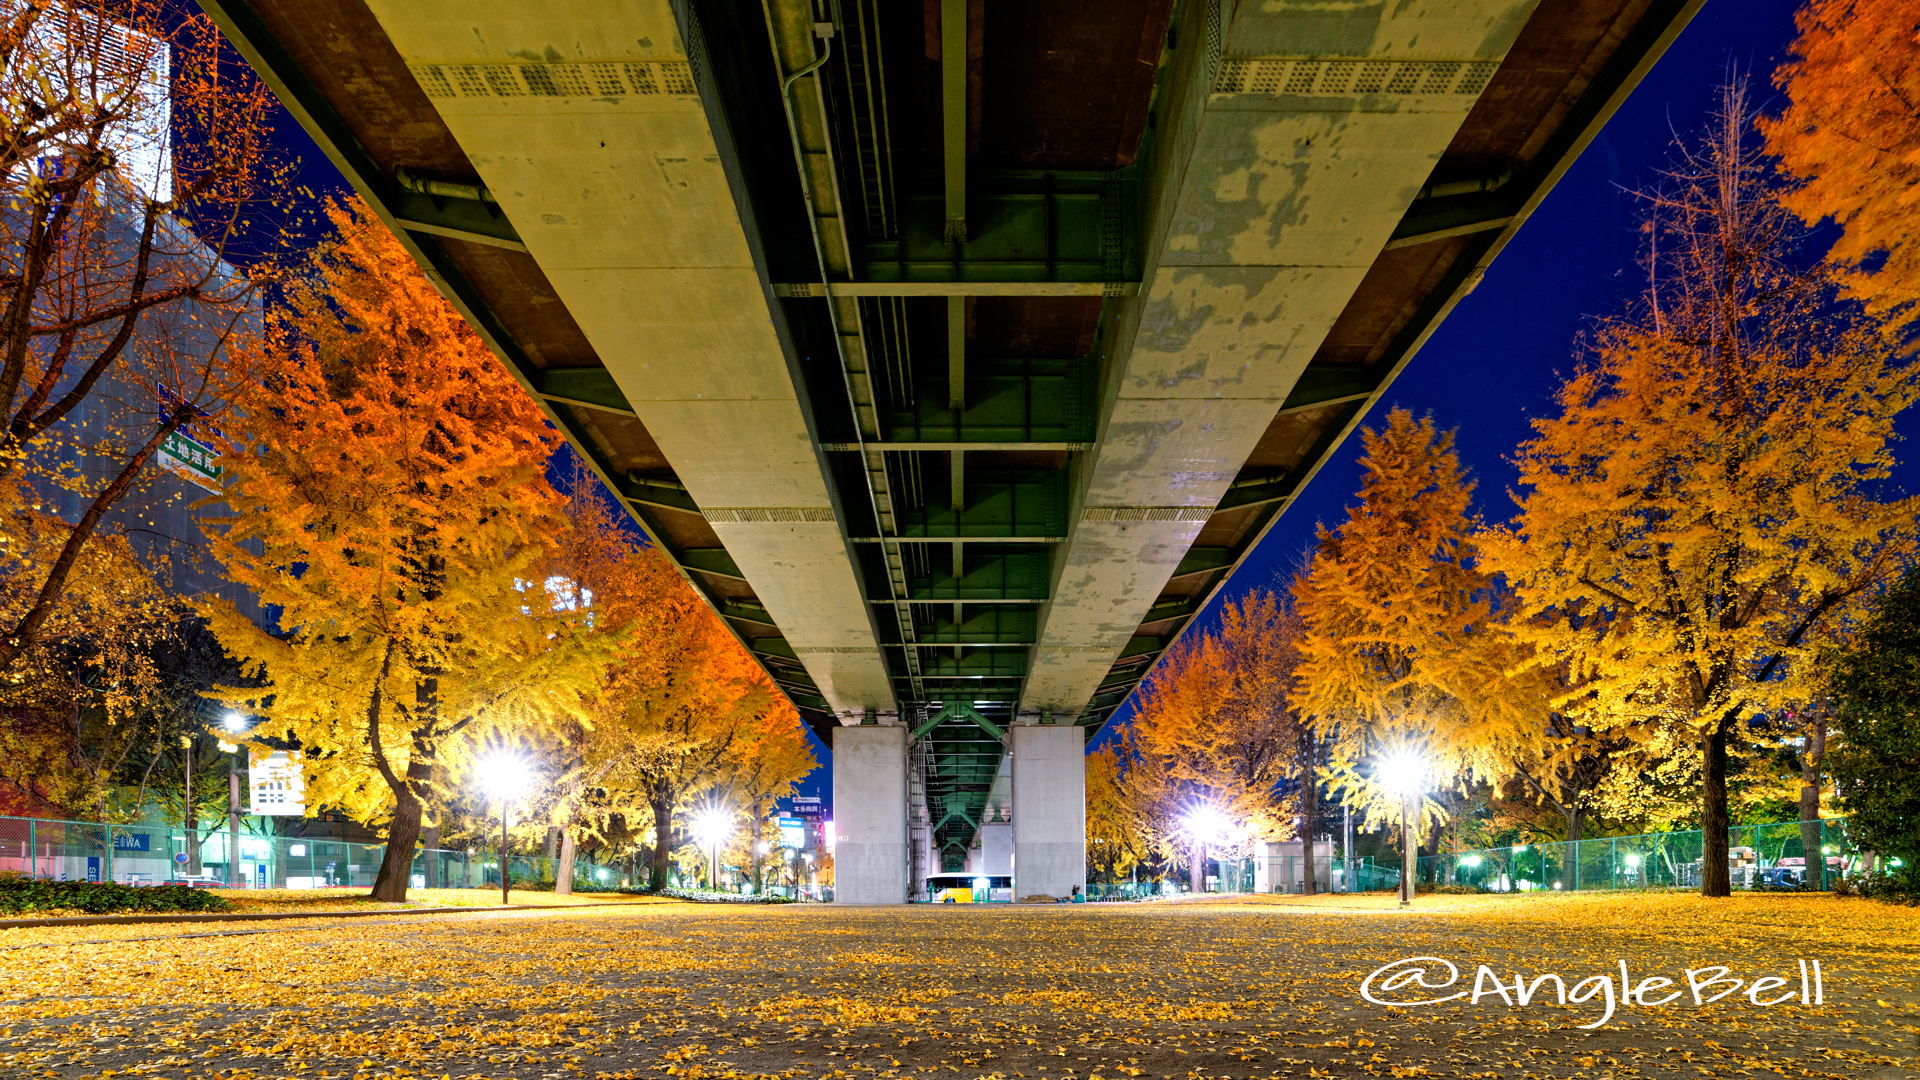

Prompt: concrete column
xmin=831 ymin=725 xmax=908 ymax=904
xmin=981 ymin=821 xmax=1013 ymax=876
xmin=1011 ymin=725 xmax=1086 ymax=899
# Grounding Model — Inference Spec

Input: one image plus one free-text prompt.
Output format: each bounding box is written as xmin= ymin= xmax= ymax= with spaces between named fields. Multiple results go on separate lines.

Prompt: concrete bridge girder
xmin=1019 ymin=0 xmax=1539 ymax=719
xmin=362 ymin=0 xmax=896 ymax=719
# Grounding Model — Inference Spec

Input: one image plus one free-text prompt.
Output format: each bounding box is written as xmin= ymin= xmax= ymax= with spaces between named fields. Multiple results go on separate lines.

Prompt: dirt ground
xmin=0 ymin=891 xmax=1913 ymax=1080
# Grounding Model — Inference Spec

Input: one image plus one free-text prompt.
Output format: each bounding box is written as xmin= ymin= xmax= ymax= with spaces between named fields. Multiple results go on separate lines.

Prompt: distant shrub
xmin=0 ymin=876 xmax=234 ymax=916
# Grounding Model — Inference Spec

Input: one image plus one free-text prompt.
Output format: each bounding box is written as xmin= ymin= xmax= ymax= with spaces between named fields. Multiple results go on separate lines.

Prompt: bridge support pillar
xmin=1012 ymin=725 xmax=1086 ymax=900
xmin=831 ymin=725 xmax=908 ymax=904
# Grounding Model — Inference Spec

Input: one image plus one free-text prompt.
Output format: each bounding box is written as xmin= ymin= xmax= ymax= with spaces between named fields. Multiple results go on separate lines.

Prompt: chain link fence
xmin=0 ymin=814 xmax=633 ymax=890
xmin=1418 ymin=818 xmax=1856 ymax=892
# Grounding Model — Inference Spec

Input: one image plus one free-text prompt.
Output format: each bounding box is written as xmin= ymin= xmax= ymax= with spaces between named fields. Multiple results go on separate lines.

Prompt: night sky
xmin=235 ymin=0 xmax=1911 ymax=807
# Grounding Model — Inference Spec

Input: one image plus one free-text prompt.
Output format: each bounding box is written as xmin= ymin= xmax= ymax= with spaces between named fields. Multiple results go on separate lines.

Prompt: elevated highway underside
xmin=205 ymin=0 xmax=1700 ymax=890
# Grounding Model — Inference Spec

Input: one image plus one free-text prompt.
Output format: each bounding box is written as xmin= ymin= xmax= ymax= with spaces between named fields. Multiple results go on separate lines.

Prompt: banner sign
xmin=777 ymin=816 xmax=804 ymax=849
xmin=112 ymin=832 xmax=150 ymax=851
xmin=248 ymin=750 xmax=305 ymax=816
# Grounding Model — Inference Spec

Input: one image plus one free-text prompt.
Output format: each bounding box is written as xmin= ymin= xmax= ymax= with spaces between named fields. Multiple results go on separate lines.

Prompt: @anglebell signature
xmin=1360 ymin=956 xmax=1826 ymax=1030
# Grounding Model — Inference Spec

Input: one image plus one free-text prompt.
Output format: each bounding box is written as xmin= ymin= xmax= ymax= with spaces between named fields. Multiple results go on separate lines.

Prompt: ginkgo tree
xmin=1761 ymin=0 xmax=1920 ymax=330
xmin=1481 ymin=85 xmax=1917 ymax=897
xmin=1126 ymin=589 xmax=1312 ymax=891
xmin=200 ymin=199 xmax=612 ymax=902
xmin=1291 ymin=409 xmax=1508 ymax=846
xmin=0 ymin=0 xmax=285 ymax=677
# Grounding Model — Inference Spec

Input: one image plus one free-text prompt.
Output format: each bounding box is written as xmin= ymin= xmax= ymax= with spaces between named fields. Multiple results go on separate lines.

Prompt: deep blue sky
xmin=1098 ymin=0 xmax=1920 ymax=746
xmin=232 ymin=0 xmax=1907 ymax=808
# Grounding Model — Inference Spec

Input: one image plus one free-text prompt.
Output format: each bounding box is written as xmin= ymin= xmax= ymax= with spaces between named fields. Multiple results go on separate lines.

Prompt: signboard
xmin=788 ymin=796 xmax=823 ymax=817
xmin=112 ymin=832 xmax=150 ymax=852
xmin=248 ymin=750 xmax=306 ymax=816
xmin=86 ymin=856 xmax=100 ymax=882
xmin=777 ymin=816 xmax=804 ymax=849
xmin=155 ymin=430 xmax=222 ymax=492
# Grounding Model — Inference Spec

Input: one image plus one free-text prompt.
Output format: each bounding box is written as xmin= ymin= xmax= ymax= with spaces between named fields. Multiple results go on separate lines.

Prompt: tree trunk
xmin=1190 ymin=842 xmax=1206 ymax=894
xmin=1699 ymin=721 xmax=1731 ymax=898
xmin=648 ymin=795 xmax=674 ymax=892
xmin=555 ymin=828 xmax=577 ymax=895
xmin=1567 ymin=807 xmax=1584 ymax=890
xmin=1797 ymin=705 xmax=1828 ymax=889
xmin=423 ymin=822 xmax=441 ymax=889
xmin=1298 ymin=730 xmax=1319 ymax=895
xmin=370 ymin=755 xmax=433 ymax=902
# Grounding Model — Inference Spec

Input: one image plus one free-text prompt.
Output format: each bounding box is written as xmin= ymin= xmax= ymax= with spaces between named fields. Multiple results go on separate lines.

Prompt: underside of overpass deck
xmin=206 ymin=0 xmax=1700 ymax=882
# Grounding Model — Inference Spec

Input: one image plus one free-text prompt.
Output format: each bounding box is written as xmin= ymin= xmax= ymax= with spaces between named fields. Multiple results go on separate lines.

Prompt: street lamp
xmin=1377 ymin=749 xmax=1425 ymax=909
xmin=692 ymin=808 xmax=733 ymax=892
xmin=1182 ymin=804 xmax=1232 ymax=894
xmin=476 ymin=753 xmax=529 ymax=905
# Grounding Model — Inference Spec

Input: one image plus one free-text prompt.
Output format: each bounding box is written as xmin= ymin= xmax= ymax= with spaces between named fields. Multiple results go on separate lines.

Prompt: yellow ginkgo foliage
xmin=1481 ymin=86 xmax=1918 ymax=896
xmin=1290 ymin=409 xmax=1508 ymax=833
xmin=199 ymin=198 xmax=613 ymax=901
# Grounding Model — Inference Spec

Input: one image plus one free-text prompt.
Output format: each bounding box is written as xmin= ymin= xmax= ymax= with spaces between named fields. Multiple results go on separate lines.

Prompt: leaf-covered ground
xmin=212 ymin=889 xmax=672 ymax=915
xmin=0 ymin=892 xmax=1913 ymax=1080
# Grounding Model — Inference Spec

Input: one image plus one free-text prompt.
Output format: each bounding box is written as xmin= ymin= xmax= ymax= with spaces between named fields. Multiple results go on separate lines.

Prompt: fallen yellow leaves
xmin=0 ymin=892 xmax=1908 ymax=1080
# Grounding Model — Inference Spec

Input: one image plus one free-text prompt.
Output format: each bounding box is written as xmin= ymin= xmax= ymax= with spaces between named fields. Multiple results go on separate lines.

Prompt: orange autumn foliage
xmin=201 ymin=198 xmax=608 ymax=902
xmin=1762 ymin=1 xmax=1920 ymax=328
xmin=534 ymin=458 xmax=813 ymax=893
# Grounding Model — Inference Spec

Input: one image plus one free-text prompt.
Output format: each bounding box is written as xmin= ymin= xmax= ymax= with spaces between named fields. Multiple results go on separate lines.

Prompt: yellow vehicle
xmin=925 ymin=874 xmax=1012 ymax=903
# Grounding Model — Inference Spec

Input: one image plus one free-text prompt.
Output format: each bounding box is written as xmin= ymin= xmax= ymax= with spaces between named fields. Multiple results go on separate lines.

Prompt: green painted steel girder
xmin=912 ymin=607 xmax=1034 ymax=646
xmin=533 ymin=366 xmax=635 ymax=415
xmin=933 ymin=806 xmax=978 ymax=832
xmin=680 ymin=548 xmax=747 ymax=580
xmin=865 ymin=170 xmax=1140 ymax=285
xmin=620 ymin=476 xmax=700 ymax=515
xmin=912 ymin=701 xmax=1006 ymax=741
xmin=896 ymin=470 xmax=1067 ymax=538
xmin=887 ymin=548 xmax=1053 ymax=603
xmin=1170 ymin=546 xmax=1233 ymax=579
xmin=886 ymin=359 xmax=1096 ymax=445
xmin=917 ymin=651 xmax=1030 ymax=677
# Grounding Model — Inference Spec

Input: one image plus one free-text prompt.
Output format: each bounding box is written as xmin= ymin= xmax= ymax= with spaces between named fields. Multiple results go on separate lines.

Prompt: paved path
xmin=0 ymin=893 xmax=1913 ymax=1080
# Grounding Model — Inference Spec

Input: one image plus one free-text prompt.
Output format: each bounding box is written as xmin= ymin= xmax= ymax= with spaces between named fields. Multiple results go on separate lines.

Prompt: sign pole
xmin=229 ymin=772 xmax=241 ymax=887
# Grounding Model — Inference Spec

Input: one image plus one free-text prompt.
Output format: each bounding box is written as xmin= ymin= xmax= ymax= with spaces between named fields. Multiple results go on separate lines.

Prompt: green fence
xmin=0 ymin=814 xmax=632 ymax=890
xmin=1419 ymin=818 xmax=1856 ymax=892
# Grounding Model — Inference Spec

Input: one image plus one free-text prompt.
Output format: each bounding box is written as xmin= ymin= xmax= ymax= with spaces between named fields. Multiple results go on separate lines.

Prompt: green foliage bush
xmin=0 ymin=876 xmax=234 ymax=916
xmin=1826 ymin=566 xmax=1920 ymax=902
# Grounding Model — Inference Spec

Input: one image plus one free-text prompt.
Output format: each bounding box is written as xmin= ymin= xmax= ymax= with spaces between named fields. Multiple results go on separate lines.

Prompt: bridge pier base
xmin=1012 ymin=725 xmax=1086 ymax=901
xmin=830 ymin=725 xmax=908 ymax=904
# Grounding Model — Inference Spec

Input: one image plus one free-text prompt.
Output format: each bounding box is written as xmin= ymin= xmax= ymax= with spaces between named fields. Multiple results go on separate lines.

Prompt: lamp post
xmin=221 ymin=713 xmax=247 ymax=887
xmin=1377 ymin=750 xmax=1425 ymax=909
xmin=476 ymin=753 xmax=529 ymax=905
xmin=1182 ymin=805 xmax=1231 ymax=894
xmin=693 ymin=808 xmax=732 ymax=892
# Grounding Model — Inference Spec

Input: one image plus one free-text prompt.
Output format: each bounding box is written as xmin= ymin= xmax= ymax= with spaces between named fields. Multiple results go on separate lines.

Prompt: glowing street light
xmin=1182 ymin=804 xmax=1233 ymax=894
xmin=476 ymin=753 xmax=529 ymax=905
xmin=692 ymin=807 xmax=734 ymax=891
xmin=1377 ymin=748 xmax=1425 ymax=909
